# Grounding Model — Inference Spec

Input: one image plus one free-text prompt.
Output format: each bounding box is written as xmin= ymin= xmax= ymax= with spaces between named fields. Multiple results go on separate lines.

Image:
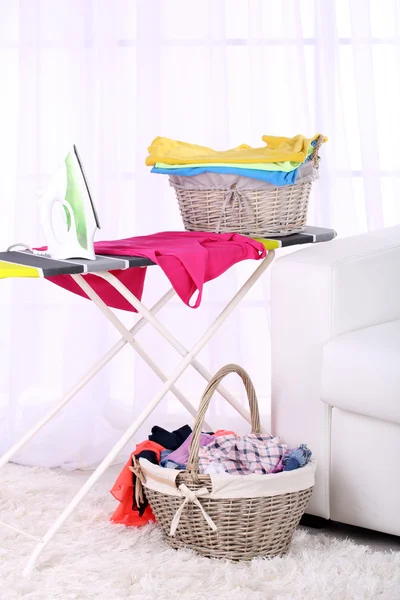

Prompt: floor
xmin=71 ymin=464 xmax=400 ymax=553
xmin=2 ymin=462 xmax=399 ymax=599
xmin=301 ymin=519 xmax=400 ymax=553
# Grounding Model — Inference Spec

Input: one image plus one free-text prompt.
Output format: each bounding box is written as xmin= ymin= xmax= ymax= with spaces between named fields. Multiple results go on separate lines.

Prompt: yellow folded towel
xmin=146 ymin=134 xmax=326 ymax=166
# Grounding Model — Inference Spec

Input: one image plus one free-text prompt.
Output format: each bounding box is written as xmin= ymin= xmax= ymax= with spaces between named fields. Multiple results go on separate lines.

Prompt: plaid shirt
xmin=198 ymin=434 xmax=288 ymax=476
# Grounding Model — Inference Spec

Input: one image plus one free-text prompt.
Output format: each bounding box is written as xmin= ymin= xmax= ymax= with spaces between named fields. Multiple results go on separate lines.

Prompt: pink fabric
xmin=47 ymin=232 xmax=266 ymax=311
xmin=198 ymin=434 xmax=288 ymax=475
xmin=167 ymin=432 xmax=214 ymax=465
xmin=50 ymin=268 xmax=147 ymax=312
xmin=167 ymin=429 xmax=236 ymax=465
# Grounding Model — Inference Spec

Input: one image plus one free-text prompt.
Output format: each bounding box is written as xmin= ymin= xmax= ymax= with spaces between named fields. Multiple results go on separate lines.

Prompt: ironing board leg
xmin=22 ymin=252 xmax=274 ymax=575
xmin=0 ymin=288 xmax=175 ymax=469
xmin=95 ymin=249 xmax=275 ymax=430
xmin=71 ymin=274 xmax=212 ymax=431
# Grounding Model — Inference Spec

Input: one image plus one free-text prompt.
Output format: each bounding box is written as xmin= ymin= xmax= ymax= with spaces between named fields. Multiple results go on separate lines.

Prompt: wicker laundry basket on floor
xmin=140 ymin=365 xmax=315 ymax=561
xmin=170 ymin=135 xmax=324 ymax=238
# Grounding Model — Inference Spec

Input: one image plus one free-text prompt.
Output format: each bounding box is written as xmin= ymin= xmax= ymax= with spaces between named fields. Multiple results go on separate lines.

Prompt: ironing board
xmin=0 ymin=226 xmax=336 ymax=574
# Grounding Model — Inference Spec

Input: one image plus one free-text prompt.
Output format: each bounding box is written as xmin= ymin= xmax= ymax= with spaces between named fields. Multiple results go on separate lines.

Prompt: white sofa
xmin=271 ymin=225 xmax=400 ymax=536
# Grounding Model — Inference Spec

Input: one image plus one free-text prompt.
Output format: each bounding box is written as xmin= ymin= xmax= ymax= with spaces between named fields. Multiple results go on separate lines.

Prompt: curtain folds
xmin=0 ymin=0 xmax=398 ymax=469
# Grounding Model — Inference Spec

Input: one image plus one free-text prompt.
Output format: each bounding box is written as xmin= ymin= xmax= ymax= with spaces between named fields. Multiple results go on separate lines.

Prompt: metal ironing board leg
xmin=71 ymin=274 xmax=213 ymax=431
xmin=94 ymin=270 xmax=270 ymax=430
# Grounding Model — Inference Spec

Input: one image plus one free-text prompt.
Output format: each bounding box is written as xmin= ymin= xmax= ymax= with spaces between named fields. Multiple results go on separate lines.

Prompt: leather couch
xmin=271 ymin=225 xmax=400 ymax=535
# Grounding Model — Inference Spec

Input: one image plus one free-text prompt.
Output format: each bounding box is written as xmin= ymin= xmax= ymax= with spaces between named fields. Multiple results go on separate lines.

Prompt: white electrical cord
xmin=6 ymin=243 xmax=51 ymax=257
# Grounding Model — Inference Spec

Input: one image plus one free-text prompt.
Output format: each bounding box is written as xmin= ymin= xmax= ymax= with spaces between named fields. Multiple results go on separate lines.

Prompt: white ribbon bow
xmin=169 ymin=483 xmax=218 ymax=537
xmin=216 ymin=186 xmax=253 ymax=234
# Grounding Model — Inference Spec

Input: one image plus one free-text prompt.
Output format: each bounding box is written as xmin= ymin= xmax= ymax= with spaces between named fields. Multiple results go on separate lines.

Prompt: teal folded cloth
xmin=151 ymin=165 xmax=299 ymax=186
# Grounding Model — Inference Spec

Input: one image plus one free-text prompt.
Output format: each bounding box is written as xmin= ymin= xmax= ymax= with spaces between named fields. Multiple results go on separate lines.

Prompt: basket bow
xmin=169 ymin=484 xmax=217 ymax=537
xmin=216 ymin=185 xmax=253 ymax=233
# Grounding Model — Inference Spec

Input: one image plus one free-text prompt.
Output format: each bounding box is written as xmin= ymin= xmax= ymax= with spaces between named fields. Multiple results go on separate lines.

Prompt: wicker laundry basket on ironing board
xmin=139 ymin=365 xmax=316 ymax=561
xmin=170 ymin=135 xmax=324 ymax=237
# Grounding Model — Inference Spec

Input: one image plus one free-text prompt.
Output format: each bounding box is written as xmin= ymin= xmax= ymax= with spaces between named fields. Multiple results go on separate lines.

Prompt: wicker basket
xmin=170 ymin=136 xmax=324 ymax=237
xmin=141 ymin=364 xmax=315 ymax=561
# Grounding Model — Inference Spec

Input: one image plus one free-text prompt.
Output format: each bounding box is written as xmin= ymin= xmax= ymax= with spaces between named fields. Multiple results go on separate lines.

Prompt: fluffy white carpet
xmin=0 ymin=464 xmax=399 ymax=600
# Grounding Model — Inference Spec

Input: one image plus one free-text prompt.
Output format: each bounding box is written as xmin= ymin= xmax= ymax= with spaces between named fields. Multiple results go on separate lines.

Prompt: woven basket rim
xmin=140 ymin=457 xmax=316 ymax=501
xmin=169 ymin=174 xmax=315 ymax=192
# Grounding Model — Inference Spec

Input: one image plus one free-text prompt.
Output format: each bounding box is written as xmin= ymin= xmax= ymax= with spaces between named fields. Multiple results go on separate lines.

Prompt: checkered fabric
xmin=198 ymin=434 xmax=288 ymax=476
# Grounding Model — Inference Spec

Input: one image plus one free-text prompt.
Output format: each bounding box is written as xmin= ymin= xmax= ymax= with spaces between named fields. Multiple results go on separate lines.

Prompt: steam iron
xmin=39 ymin=145 xmax=100 ymax=260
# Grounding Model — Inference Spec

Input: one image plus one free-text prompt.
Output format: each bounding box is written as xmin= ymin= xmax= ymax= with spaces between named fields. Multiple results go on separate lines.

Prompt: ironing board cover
xmin=0 ymin=227 xmax=336 ymax=279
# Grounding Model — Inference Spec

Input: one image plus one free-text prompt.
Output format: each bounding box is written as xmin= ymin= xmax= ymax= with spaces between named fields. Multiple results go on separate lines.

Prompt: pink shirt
xmin=49 ymin=231 xmax=266 ymax=311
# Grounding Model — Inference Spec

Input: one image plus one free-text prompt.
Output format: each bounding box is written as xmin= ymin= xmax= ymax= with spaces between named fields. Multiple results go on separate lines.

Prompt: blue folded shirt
xmin=151 ymin=165 xmax=299 ymax=186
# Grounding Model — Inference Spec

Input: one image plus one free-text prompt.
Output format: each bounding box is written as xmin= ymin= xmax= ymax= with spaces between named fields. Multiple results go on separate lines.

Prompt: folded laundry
xmin=151 ymin=164 xmax=300 ymax=186
xmin=154 ymin=145 xmax=313 ymax=173
xmin=167 ymin=161 xmax=317 ymax=191
xmin=146 ymin=134 xmax=326 ymax=166
xmin=198 ymin=433 xmax=288 ymax=476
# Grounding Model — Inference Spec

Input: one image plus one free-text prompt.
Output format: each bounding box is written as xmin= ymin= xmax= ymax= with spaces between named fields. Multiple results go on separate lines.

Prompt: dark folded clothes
xmin=148 ymin=424 xmax=192 ymax=450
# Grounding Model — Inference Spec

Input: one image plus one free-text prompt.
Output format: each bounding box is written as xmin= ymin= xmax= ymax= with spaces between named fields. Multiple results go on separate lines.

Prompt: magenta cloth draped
xmin=48 ymin=231 xmax=266 ymax=311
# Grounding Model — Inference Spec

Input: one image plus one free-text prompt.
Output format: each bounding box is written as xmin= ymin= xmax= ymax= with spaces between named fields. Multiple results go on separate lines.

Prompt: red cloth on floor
xmin=47 ymin=231 xmax=266 ymax=311
xmin=110 ymin=440 xmax=165 ymax=527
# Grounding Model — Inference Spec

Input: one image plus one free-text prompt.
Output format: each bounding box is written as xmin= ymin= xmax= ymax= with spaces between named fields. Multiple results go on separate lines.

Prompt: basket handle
xmin=310 ymin=135 xmax=324 ymax=168
xmin=186 ymin=364 xmax=261 ymax=477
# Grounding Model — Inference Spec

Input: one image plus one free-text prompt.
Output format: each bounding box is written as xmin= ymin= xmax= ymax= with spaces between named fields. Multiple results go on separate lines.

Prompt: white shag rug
xmin=0 ymin=464 xmax=399 ymax=600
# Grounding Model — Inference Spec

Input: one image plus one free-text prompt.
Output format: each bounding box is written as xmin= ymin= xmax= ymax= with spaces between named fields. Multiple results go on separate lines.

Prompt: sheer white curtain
xmin=0 ymin=0 xmax=399 ymax=470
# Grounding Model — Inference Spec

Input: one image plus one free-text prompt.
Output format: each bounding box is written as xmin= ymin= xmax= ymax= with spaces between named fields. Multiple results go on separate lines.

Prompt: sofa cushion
xmin=321 ymin=320 xmax=400 ymax=424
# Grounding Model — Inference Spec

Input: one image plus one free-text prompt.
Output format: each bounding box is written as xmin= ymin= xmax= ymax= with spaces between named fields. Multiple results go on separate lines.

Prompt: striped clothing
xmin=198 ymin=434 xmax=287 ymax=476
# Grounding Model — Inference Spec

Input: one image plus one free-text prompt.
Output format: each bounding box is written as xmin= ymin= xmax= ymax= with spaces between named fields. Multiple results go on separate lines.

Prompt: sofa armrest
xmin=270 ymin=225 xmax=400 ymax=518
